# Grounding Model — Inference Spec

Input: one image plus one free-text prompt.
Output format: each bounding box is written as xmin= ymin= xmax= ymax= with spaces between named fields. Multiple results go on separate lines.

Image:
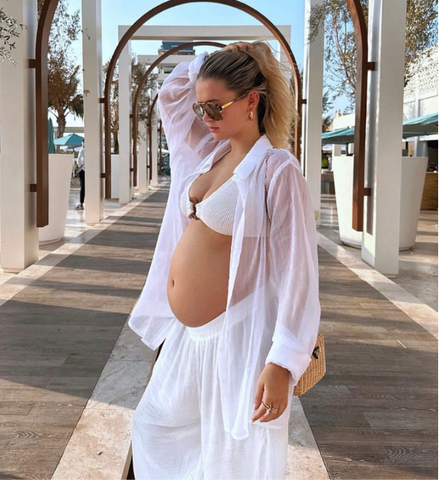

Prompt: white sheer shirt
xmin=128 ymin=51 xmax=321 ymax=440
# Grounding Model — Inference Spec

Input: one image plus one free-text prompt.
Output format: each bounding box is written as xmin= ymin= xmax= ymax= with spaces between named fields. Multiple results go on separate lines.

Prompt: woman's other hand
xmin=219 ymin=41 xmax=255 ymax=53
xmin=251 ymin=363 xmax=291 ymax=423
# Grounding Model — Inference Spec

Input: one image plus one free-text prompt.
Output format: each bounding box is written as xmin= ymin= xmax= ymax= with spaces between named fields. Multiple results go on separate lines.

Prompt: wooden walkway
xmin=300 ymin=247 xmax=438 ymax=479
xmin=0 ymin=182 xmax=437 ymax=480
xmin=0 ymin=187 xmax=169 ymax=480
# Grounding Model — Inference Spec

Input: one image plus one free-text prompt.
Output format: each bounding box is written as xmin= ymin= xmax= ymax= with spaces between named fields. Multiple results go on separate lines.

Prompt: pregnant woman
xmin=128 ymin=41 xmax=321 ymax=479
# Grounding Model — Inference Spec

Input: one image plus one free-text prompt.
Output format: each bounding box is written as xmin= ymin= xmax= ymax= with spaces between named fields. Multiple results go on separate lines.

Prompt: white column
xmin=151 ymin=114 xmax=159 ymax=188
xmin=0 ymin=0 xmax=38 ymax=272
xmin=302 ymin=0 xmax=324 ymax=225
xmin=137 ymin=121 xmax=148 ymax=193
xmin=118 ymin=37 xmax=132 ymax=204
xmin=413 ymin=80 xmax=421 ymax=155
xmin=150 ymin=84 xmax=159 ymax=188
xmin=82 ymin=0 xmax=104 ymax=224
xmin=276 ymin=34 xmax=292 ymax=82
xmin=362 ymin=0 xmax=407 ymax=275
xmin=278 ymin=50 xmax=291 ymax=80
xmin=332 ymin=144 xmax=342 ymax=156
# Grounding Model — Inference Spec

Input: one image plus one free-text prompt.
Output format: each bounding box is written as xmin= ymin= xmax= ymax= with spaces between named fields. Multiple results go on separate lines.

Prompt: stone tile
xmin=286 ymin=398 xmax=329 ymax=480
xmin=51 ymin=408 xmax=133 ymax=480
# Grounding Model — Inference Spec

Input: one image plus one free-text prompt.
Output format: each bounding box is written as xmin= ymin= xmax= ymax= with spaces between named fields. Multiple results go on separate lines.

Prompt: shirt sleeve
xmin=264 ymin=150 xmax=321 ymax=387
xmin=157 ymin=51 xmax=219 ymax=171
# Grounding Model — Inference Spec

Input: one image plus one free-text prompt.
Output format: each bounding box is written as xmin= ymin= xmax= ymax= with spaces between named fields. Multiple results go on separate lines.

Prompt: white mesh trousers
xmin=131 ymin=310 xmax=292 ymax=480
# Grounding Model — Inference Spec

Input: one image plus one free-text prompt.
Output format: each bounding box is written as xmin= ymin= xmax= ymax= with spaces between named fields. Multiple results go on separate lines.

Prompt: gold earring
xmin=249 ymin=111 xmax=254 ymax=121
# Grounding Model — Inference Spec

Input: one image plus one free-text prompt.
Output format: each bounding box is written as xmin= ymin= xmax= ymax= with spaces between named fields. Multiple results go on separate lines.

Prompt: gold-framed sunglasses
xmin=192 ymin=91 xmax=249 ymax=121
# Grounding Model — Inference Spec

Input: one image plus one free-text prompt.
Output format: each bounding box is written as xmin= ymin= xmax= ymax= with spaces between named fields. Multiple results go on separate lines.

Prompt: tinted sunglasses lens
xmin=192 ymin=104 xmax=204 ymax=120
xmin=205 ymin=103 xmax=222 ymax=120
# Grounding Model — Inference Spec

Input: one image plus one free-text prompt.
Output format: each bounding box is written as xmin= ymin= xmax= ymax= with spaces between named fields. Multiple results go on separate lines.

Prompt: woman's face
xmin=195 ymin=77 xmax=256 ymax=141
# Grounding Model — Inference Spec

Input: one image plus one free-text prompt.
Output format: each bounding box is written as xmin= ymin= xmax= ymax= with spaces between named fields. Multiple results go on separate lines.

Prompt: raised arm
xmin=264 ymin=150 xmax=321 ymax=388
xmin=157 ymin=51 xmax=219 ymax=172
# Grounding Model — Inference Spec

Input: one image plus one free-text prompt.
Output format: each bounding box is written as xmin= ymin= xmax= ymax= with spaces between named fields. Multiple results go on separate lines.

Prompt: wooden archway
xmin=345 ymin=0 xmax=373 ymax=231
xmin=32 ymin=0 xmax=60 ymax=227
xmin=33 ymin=0 xmax=369 ymax=230
xmin=103 ymin=0 xmax=303 ymax=199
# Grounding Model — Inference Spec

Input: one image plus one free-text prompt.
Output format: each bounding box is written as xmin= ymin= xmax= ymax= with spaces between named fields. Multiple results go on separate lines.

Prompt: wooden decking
xmin=300 ymin=246 xmax=438 ymax=480
xmin=0 ymin=183 xmax=437 ymax=480
xmin=0 ymin=187 xmax=169 ymax=480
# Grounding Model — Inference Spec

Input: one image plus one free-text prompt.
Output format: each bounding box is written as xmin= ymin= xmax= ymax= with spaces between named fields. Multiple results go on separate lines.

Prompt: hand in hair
xmin=220 ymin=41 xmax=255 ymax=53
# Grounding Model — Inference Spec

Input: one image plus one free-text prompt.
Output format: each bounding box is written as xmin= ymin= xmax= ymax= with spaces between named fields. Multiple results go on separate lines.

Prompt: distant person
xmin=75 ymin=140 xmax=85 ymax=210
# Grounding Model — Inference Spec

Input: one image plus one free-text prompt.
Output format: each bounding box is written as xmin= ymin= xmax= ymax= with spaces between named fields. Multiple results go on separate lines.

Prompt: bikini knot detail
xmin=189 ymin=196 xmax=201 ymax=220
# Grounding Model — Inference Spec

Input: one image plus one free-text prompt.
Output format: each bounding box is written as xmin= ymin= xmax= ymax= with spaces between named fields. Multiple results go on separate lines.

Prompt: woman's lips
xmin=209 ymin=127 xmax=219 ymax=132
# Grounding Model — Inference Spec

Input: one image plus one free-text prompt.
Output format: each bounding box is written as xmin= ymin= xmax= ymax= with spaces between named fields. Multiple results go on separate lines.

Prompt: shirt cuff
xmin=265 ymin=341 xmax=312 ymax=386
xmin=188 ymin=51 xmax=210 ymax=85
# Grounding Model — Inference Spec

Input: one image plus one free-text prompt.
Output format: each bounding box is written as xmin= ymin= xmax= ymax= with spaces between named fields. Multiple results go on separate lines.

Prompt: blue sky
xmin=101 ymin=0 xmax=305 ymax=64
xmin=65 ymin=0 xmax=347 ymax=121
xmin=68 ymin=0 xmax=305 ymax=64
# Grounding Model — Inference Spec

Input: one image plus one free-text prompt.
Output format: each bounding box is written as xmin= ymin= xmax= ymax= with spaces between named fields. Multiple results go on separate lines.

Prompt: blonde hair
xmin=197 ymin=41 xmax=297 ymax=150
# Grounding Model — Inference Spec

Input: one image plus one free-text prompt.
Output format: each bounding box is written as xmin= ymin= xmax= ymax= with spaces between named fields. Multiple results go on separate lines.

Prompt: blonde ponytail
xmin=198 ymin=41 xmax=297 ymax=150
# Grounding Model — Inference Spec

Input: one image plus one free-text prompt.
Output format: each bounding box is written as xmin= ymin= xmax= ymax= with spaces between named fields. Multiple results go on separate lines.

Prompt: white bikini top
xmin=180 ymin=173 xmax=239 ymax=236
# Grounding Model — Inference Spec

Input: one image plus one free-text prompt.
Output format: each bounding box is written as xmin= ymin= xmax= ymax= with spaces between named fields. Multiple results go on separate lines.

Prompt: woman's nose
xmin=202 ymin=110 xmax=211 ymax=122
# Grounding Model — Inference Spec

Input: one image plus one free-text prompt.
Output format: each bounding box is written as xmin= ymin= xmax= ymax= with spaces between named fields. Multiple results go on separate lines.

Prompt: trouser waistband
xmin=186 ymin=310 xmax=226 ymax=339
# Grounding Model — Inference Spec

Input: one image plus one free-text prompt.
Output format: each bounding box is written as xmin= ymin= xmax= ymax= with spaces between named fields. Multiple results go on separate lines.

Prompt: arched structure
xmin=33 ymin=0 xmax=60 ymax=227
xmin=103 ymin=0 xmax=303 ymax=199
xmin=34 ymin=0 xmax=369 ymax=231
xmin=345 ymin=0 xmax=373 ymax=231
xmin=132 ymin=41 xmax=227 ymax=186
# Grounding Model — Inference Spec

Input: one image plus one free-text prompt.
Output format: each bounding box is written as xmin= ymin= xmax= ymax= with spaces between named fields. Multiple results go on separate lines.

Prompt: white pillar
xmin=137 ymin=121 xmax=148 ymax=193
xmin=0 ymin=0 xmax=38 ymax=272
xmin=413 ymin=82 xmax=421 ymax=155
xmin=302 ymin=0 xmax=324 ymax=225
xmin=330 ymin=144 xmax=341 ymax=171
xmin=332 ymin=144 xmax=342 ymax=156
xmin=362 ymin=0 xmax=407 ymax=275
xmin=82 ymin=0 xmax=104 ymax=224
xmin=151 ymin=115 xmax=159 ymax=188
xmin=276 ymin=34 xmax=292 ymax=82
xmin=150 ymin=85 xmax=159 ymax=188
xmin=278 ymin=50 xmax=291 ymax=80
xmin=118 ymin=37 xmax=132 ymax=204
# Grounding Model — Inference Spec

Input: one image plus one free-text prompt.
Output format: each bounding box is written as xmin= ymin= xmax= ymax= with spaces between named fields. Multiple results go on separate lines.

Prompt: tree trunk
xmin=56 ymin=110 xmax=67 ymax=153
xmin=112 ymin=131 xmax=119 ymax=154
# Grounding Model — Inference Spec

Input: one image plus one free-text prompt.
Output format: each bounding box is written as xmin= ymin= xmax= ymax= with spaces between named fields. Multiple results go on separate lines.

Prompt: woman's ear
xmin=248 ymin=90 xmax=260 ymax=110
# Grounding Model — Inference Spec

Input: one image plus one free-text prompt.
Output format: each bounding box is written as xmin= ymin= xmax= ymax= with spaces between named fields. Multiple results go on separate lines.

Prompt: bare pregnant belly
xmin=167 ymin=220 xmax=232 ymax=327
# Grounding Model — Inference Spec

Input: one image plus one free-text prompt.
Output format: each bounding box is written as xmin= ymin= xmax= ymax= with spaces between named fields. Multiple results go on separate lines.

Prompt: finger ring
xmin=270 ymin=407 xmax=279 ymax=414
xmin=261 ymin=401 xmax=272 ymax=414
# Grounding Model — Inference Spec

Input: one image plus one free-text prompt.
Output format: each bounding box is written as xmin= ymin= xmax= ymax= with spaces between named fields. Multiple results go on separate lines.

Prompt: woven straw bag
xmin=292 ymin=333 xmax=326 ymax=396
xmin=264 ymin=155 xmax=326 ymax=396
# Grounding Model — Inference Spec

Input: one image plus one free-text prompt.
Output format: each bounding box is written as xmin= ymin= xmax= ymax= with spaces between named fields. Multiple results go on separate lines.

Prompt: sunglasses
xmin=192 ymin=91 xmax=249 ymax=121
